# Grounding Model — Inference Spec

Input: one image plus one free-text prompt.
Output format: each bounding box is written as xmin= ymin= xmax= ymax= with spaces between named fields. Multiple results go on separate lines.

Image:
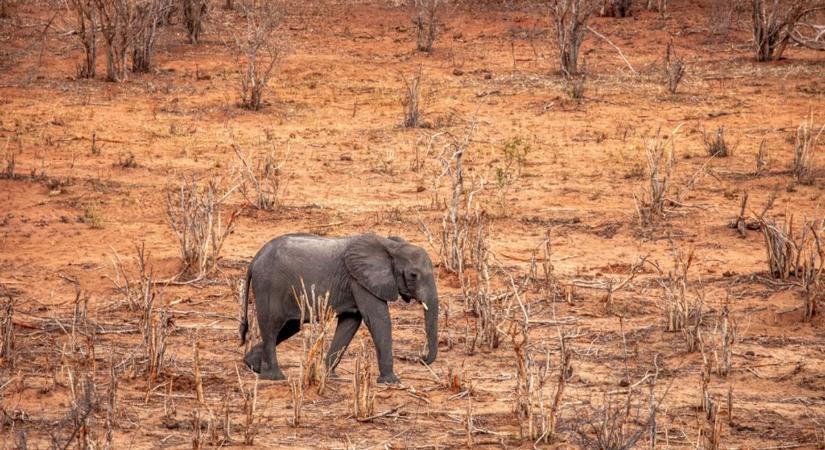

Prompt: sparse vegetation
xmin=232 ymin=137 xmax=288 ymax=210
xmin=791 ymin=114 xmax=824 ymax=185
xmin=634 ymin=127 xmax=678 ymax=225
xmin=68 ymin=0 xmax=98 ymax=79
xmin=658 ymin=246 xmax=704 ymax=352
xmin=352 ymin=340 xmax=376 ymax=422
xmin=182 ymin=0 xmax=209 ymax=44
xmin=664 ymin=41 xmax=685 ymax=95
xmin=703 ymin=126 xmax=735 ymax=157
xmin=232 ymin=0 xmax=283 ymax=110
xmin=164 ymin=175 xmax=237 ymax=280
xmin=600 ymin=0 xmax=632 ymax=17
xmin=751 ymin=0 xmax=825 ymax=61
xmin=402 ymin=71 xmax=423 ymax=128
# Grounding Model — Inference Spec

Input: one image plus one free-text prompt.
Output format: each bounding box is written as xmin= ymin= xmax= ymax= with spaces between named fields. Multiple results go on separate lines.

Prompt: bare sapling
xmin=402 ymin=70 xmax=423 ymax=128
xmin=699 ymin=351 xmax=722 ymax=450
xmin=288 ymin=378 xmax=303 ymax=427
xmin=752 ymin=0 xmax=825 ymax=61
xmin=232 ymin=137 xmax=288 ymax=210
xmin=132 ymin=0 xmax=170 ymax=73
xmin=353 ymin=340 xmax=376 ymax=422
xmin=109 ymin=242 xmax=151 ymax=311
xmin=664 ymin=40 xmax=685 ymax=95
xmin=703 ymin=126 xmax=735 ymax=157
xmin=658 ymin=246 xmax=704 ymax=352
xmin=164 ymin=175 xmax=237 ymax=280
xmin=494 ymin=136 xmax=530 ymax=216
xmin=94 ymin=0 xmax=133 ymax=82
xmin=233 ymin=0 xmax=283 ymax=111
xmin=549 ymin=0 xmax=598 ymax=76
xmin=0 ymin=295 xmax=14 ymax=369
xmin=68 ymin=0 xmax=98 ymax=79
xmin=756 ymin=138 xmax=768 ymax=174
xmin=634 ymin=127 xmax=679 ymax=226
xmin=295 ymin=281 xmax=335 ymax=394
xmin=182 ymin=0 xmax=209 ymax=44
xmin=791 ymin=114 xmax=824 ymax=185
xmin=412 ymin=0 xmax=443 ymax=53
xmin=464 ymin=213 xmax=505 ymax=353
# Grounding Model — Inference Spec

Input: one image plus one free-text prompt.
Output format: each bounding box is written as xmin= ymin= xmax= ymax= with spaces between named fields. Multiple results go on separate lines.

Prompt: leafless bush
xmin=509 ymin=297 xmax=571 ymax=444
xmin=564 ymin=68 xmax=587 ymax=100
xmin=699 ymin=352 xmax=722 ymax=450
xmin=238 ymin=373 xmax=259 ymax=444
xmin=714 ymin=300 xmax=736 ymax=377
xmin=402 ymin=71 xmax=423 ymax=128
xmin=94 ymin=0 xmax=133 ymax=82
xmin=412 ymin=0 xmax=443 ymax=52
xmin=549 ymin=0 xmax=598 ymax=76
xmin=752 ymin=0 xmax=825 ymax=61
xmin=759 ymin=216 xmax=823 ymax=281
xmin=463 ymin=213 xmax=505 ymax=352
xmin=634 ymin=128 xmax=677 ymax=226
xmin=132 ymin=0 xmax=170 ymax=73
xmin=164 ymin=176 xmax=237 ymax=280
xmin=68 ymin=0 xmax=98 ymax=79
xmin=109 ymin=242 xmax=151 ymax=311
xmin=140 ymin=272 xmax=168 ymax=381
xmin=352 ymin=340 xmax=376 ymax=422
xmin=233 ymin=0 xmax=283 ymax=111
xmin=664 ymin=41 xmax=685 ymax=95
xmin=645 ymin=0 xmax=667 ymax=17
xmin=182 ymin=0 xmax=209 ymax=44
xmin=575 ymin=382 xmax=663 ymax=450
xmin=704 ymin=126 xmax=735 ymax=157
xmin=0 ymin=295 xmax=14 ymax=369
xmin=232 ymin=139 xmax=287 ymax=210
xmin=658 ymin=247 xmax=704 ymax=352
xmin=296 ymin=281 xmax=335 ymax=394
xmin=708 ymin=0 xmax=735 ymax=39
xmin=792 ymin=114 xmax=824 ymax=185
xmin=600 ymin=0 xmax=632 ymax=17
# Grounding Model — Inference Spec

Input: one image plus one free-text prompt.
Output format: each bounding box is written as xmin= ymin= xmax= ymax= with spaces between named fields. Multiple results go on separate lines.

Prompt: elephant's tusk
xmin=421 ymin=302 xmax=428 ymax=311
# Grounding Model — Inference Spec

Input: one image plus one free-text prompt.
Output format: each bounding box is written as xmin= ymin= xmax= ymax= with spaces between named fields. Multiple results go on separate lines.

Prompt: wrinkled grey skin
xmin=239 ymin=233 xmax=439 ymax=384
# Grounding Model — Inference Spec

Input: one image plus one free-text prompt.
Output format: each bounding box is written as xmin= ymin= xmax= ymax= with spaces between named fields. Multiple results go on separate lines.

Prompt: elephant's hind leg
xmin=243 ymin=343 xmax=263 ymax=373
xmin=258 ymin=319 xmax=301 ymax=381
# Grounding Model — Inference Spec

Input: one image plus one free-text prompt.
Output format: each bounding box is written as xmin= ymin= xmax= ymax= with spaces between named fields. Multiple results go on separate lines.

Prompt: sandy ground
xmin=1 ymin=0 xmax=825 ymax=448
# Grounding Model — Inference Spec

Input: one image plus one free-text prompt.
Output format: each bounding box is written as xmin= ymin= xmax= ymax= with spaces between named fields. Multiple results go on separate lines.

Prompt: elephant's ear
xmin=345 ymin=235 xmax=399 ymax=302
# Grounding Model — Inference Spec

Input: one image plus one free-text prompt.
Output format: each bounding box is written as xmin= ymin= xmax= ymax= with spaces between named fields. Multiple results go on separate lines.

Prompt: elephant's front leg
xmin=352 ymin=284 xmax=399 ymax=384
xmin=325 ymin=312 xmax=362 ymax=377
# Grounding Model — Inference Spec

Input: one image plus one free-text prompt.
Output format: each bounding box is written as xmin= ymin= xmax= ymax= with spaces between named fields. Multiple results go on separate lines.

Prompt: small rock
xmin=452 ymin=68 xmax=464 ymax=76
xmin=340 ymin=154 xmax=352 ymax=161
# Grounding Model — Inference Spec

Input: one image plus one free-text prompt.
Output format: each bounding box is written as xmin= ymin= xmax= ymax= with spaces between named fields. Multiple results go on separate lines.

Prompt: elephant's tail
xmin=239 ymin=265 xmax=253 ymax=346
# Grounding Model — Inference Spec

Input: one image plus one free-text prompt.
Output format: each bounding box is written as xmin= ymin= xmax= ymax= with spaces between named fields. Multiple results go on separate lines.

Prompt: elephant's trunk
xmin=422 ymin=294 xmax=438 ymax=365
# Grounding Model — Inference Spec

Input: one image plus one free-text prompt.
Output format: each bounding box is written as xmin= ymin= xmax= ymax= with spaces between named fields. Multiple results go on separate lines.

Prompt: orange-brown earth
xmin=1 ymin=1 xmax=825 ymax=448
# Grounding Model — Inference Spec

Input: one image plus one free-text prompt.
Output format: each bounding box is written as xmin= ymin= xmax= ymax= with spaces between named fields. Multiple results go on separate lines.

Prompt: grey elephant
xmin=239 ymin=233 xmax=439 ymax=384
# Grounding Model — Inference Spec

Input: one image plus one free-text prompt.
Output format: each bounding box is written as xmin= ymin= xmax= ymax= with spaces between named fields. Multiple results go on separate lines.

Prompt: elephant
xmin=239 ymin=233 xmax=439 ymax=384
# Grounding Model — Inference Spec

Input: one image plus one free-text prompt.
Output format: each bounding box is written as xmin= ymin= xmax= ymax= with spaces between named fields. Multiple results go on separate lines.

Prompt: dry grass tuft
xmin=1 ymin=294 xmax=14 ymax=369
xmin=703 ymin=126 xmax=735 ymax=157
xmin=232 ymin=137 xmax=288 ymax=211
xmin=402 ymin=70 xmax=423 ymax=128
xmin=634 ymin=127 xmax=678 ymax=226
xmin=664 ymin=40 xmax=685 ymax=95
xmin=658 ymin=247 xmax=704 ymax=352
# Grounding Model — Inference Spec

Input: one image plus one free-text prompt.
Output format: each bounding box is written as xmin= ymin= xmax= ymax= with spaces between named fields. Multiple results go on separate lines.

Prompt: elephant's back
xmin=255 ymin=233 xmax=351 ymax=262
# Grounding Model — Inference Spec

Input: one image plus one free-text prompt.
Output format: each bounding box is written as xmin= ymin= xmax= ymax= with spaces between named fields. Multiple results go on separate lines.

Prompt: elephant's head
xmin=345 ymin=234 xmax=439 ymax=365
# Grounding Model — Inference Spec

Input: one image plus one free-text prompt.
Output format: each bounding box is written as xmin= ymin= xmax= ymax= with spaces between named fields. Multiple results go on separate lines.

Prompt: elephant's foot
xmin=259 ymin=368 xmax=287 ymax=381
xmin=377 ymin=373 xmax=400 ymax=385
xmin=243 ymin=349 xmax=262 ymax=373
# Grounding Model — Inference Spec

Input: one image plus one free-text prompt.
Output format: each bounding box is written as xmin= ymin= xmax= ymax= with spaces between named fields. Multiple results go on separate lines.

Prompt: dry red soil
xmin=1 ymin=1 xmax=825 ymax=449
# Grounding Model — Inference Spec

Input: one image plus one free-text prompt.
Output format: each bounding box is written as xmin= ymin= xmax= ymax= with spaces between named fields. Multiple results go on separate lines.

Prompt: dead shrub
xmin=708 ymin=0 xmax=735 ymax=39
xmin=68 ymin=0 xmax=98 ymax=79
xmin=182 ymin=0 xmax=209 ymax=44
xmin=352 ymin=340 xmax=376 ymax=422
xmin=412 ymin=0 xmax=443 ymax=53
xmin=634 ymin=127 xmax=678 ymax=226
xmin=703 ymin=126 xmax=735 ymax=157
xmin=756 ymin=138 xmax=768 ymax=174
xmin=564 ymin=69 xmax=587 ymax=101
xmin=232 ymin=137 xmax=288 ymax=210
xmin=295 ymin=281 xmax=335 ymax=394
xmin=164 ymin=175 xmax=237 ymax=280
xmin=549 ymin=0 xmax=598 ymax=76
xmin=140 ymin=273 xmax=168 ymax=381
xmin=237 ymin=372 xmax=260 ymax=444
xmin=664 ymin=40 xmax=685 ymax=95
xmin=752 ymin=0 xmax=825 ymax=62
xmin=658 ymin=247 xmax=704 ymax=352
xmin=645 ymin=0 xmax=668 ymax=18
xmin=233 ymin=0 xmax=283 ymax=111
xmin=600 ymin=0 xmax=632 ymax=17
xmin=0 ymin=295 xmax=14 ymax=369
xmin=575 ymin=382 xmax=664 ymax=450
xmin=791 ymin=114 xmax=824 ymax=185
xmin=132 ymin=0 xmax=170 ymax=73
xmin=288 ymin=378 xmax=303 ymax=427
xmin=509 ymin=293 xmax=571 ymax=444
xmin=402 ymin=70 xmax=423 ymax=128
xmin=463 ymin=213 xmax=506 ymax=352
xmin=94 ymin=0 xmax=133 ymax=82
xmin=714 ymin=300 xmax=736 ymax=377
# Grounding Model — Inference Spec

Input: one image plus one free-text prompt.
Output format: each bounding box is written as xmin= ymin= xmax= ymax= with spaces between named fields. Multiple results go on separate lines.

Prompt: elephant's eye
xmin=409 ymin=271 xmax=418 ymax=279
